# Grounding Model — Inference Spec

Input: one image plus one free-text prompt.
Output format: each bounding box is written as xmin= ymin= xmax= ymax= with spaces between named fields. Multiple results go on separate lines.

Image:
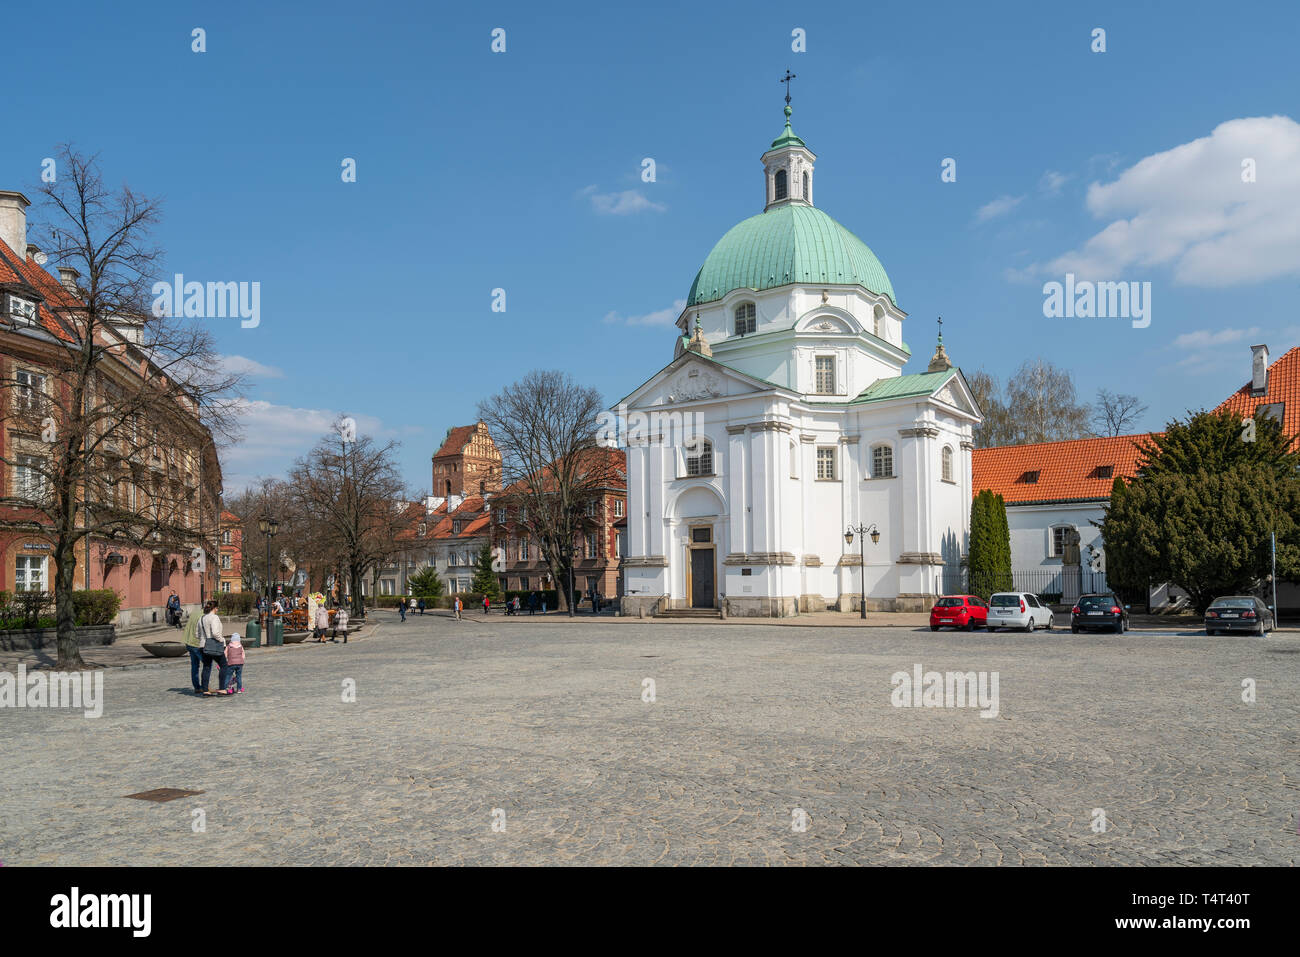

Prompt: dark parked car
xmin=929 ymin=595 xmax=988 ymax=631
xmin=1205 ymin=596 xmax=1275 ymax=635
xmin=1070 ymin=593 xmax=1129 ymax=633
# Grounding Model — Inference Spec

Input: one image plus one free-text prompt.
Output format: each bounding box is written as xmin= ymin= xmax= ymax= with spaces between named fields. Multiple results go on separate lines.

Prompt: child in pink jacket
xmin=224 ymin=635 xmax=246 ymax=694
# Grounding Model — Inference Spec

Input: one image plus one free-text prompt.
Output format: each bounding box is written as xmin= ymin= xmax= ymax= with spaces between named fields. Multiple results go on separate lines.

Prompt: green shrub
xmin=72 ymin=589 xmax=122 ymax=626
xmin=217 ymin=591 xmax=256 ymax=616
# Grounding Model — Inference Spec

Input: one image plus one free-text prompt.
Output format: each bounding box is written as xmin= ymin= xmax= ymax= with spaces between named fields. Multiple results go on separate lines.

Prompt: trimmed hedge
xmin=218 ymin=591 xmax=256 ymax=616
xmin=72 ymin=589 xmax=123 ymax=626
xmin=0 ymin=589 xmax=121 ymax=628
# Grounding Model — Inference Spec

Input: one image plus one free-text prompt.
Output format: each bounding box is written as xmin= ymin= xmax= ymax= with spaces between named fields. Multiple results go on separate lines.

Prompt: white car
xmin=987 ymin=592 xmax=1054 ymax=632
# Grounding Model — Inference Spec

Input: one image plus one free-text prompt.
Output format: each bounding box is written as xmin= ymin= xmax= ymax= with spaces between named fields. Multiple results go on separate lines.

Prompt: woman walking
xmin=198 ymin=600 xmax=228 ymax=695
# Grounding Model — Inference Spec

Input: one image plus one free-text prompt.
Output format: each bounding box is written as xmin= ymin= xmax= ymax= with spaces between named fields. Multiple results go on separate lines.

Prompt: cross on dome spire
xmin=781 ymin=69 xmax=796 ymax=110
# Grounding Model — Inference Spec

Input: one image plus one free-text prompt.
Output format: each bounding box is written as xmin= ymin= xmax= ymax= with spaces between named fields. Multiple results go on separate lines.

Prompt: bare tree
xmin=1 ymin=146 xmax=242 ymax=668
xmin=1090 ymin=388 xmax=1148 ymax=437
xmin=1003 ymin=358 xmax=1091 ymax=444
xmin=478 ymin=370 xmax=621 ymax=613
xmin=284 ymin=421 xmax=410 ymax=616
xmin=968 ymin=369 xmax=1018 ymax=448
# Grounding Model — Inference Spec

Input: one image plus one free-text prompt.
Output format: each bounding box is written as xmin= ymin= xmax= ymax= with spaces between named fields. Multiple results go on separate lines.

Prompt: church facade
xmin=618 ymin=106 xmax=982 ymax=616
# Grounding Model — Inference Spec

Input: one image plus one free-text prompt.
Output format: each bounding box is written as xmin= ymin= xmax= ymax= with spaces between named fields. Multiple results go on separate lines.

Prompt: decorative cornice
xmin=748 ymin=421 xmax=793 ymax=433
xmin=725 ymin=424 xmax=747 ymax=435
xmin=960 ymin=441 xmax=975 ymax=451
xmin=623 ymin=555 xmax=668 ymax=567
xmin=837 ymin=554 xmax=862 ymax=566
xmin=722 ymin=551 xmax=798 ymax=566
xmin=839 ymin=434 xmax=860 ymax=444
xmin=799 ymin=433 xmax=816 ymax=443
xmin=898 ymin=426 xmax=941 ymax=439
xmin=802 ymin=554 xmax=822 ymax=567
xmin=897 ymin=552 xmax=945 ymax=565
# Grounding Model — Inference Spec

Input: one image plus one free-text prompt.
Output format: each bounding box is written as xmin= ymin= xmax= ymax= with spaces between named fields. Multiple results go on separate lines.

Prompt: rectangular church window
xmin=815 ymin=356 xmax=835 ymax=394
xmin=816 ymin=447 xmax=836 ymax=480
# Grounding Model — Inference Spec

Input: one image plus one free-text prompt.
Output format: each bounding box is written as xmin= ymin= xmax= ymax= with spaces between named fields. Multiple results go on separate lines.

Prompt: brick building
xmin=432 ymin=422 xmax=501 ymax=498
xmin=0 ymin=189 xmax=222 ymax=626
xmin=219 ymin=510 xmax=243 ymax=593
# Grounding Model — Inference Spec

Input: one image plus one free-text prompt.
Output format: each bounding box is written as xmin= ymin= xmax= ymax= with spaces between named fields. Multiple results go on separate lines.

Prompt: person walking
xmin=398 ymin=598 xmax=406 ymax=622
xmin=314 ymin=604 xmax=329 ymax=642
xmin=182 ymin=602 xmax=204 ymax=694
xmin=483 ymin=594 xmax=491 ymax=616
xmin=417 ymin=597 xmax=425 ymax=616
xmin=223 ymin=635 xmax=246 ymax=694
xmin=166 ymin=591 xmax=182 ymax=628
xmin=198 ymin=600 xmax=227 ymax=695
xmin=454 ymin=596 xmax=462 ymax=621
xmin=528 ymin=592 xmax=538 ymax=615
xmin=334 ymin=606 xmax=349 ymax=643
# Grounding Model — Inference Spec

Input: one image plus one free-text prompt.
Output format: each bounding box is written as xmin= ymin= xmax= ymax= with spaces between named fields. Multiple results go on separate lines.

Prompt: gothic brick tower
xmin=431 ymin=421 xmax=502 ymax=498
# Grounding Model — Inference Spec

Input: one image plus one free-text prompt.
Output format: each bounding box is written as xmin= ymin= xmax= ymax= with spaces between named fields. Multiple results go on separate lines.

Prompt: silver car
xmin=988 ymin=592 xmax=1055 ymax=632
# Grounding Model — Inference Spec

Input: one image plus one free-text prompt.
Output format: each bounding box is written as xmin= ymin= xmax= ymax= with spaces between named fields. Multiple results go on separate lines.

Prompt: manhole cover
xmin=123 ymin=788 xmax=204 ymax=803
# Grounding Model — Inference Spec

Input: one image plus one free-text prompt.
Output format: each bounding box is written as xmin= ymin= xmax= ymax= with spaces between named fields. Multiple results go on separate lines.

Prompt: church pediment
xmin=618 ymin=355 xmax=785 ymax=410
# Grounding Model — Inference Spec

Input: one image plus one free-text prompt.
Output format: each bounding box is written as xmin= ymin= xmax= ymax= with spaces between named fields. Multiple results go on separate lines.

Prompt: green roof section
xmin=768 ymin=122 xmax=805 ymax=150
xmin=686 ymin=204 xmax=898 ymax=308
xmin=851 ymin=369 xmax=957 ymax=404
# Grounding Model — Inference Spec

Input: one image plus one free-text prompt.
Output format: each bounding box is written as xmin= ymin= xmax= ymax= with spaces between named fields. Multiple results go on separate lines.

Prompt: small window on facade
xmin=815 ymin=356 xmax=835 ymax=394
xmin=613 ymin=499 xmax=624 ymax=517
xmin=15 ymin=370 xmax=44 ymax=412
xmin=941 ymin=446 xmax=954 ymax=483
xmin=872 ymin=444 xmax=893 ymax=478
xmin=734 ymin=302 xmax=756 ymax=335
xmin=802 ymin=171 xmax=809 ymax=200
xmin=1052 ymin=525 xmax=1076 ymax=558
xmin=585 ymin=532 xmax=598 ymax=558
xmin=685 ymin=439 xmax=713 ymax=476
xmin=774 ymin=169 xmax=787 ymax=200
xmin=816 ymin=447 xmax=836 ymax=480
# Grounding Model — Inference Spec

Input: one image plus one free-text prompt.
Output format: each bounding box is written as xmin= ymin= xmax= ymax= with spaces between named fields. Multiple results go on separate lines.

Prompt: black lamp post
xmin=844 ymin=523 xmax=880 ymax=620
xmin=258 ymin=516 xmax=279 ymax=623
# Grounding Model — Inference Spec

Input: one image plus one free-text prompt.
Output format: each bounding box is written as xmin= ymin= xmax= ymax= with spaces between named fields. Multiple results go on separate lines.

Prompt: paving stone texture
xmin=1 ymin=612 xmax=1296 ymax=865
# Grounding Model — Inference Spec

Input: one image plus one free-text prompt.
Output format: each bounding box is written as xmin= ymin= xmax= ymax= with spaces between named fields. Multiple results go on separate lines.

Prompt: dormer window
xmin=734 ymin=302 xmax=756 ymax=335
xmin=6 ymin=295 xmax=36 ymax=326
xmin=774 ymin=169 xmax=787 ymax=201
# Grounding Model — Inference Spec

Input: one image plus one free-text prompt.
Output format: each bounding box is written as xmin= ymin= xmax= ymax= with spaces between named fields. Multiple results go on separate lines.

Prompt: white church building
xmin=618 ymin=104 xmax=982 ymax=617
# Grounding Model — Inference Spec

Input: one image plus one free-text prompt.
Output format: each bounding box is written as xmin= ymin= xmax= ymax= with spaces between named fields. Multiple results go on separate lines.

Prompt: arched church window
xmin=685 ymin=439 xmax=713 ymax=476
xmin=942 ymin=446 xmax=954 ymax=483
xmin=802 ymin=171 xmax=809 ymax=200
xmin=873 ymin=303 xmax=886 ymax=339
xmin=774 ymin=169 xmax=787 ymax=201
xmin=872 ymin=444 xmax=894 ymax=478
xmin=734 ymin=302 xmax=756 ymax=335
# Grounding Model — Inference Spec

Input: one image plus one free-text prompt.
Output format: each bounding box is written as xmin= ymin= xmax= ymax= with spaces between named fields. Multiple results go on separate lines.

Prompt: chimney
xmin=1250 ymin=343 xmax=1269 ymax=396
xmin=25 ymin=243 xmax=46 ymax=265
xmin=0 ymin=190 xmax=31 ymax=259
xmin=57 ymin=266 xmax=81 ymax=293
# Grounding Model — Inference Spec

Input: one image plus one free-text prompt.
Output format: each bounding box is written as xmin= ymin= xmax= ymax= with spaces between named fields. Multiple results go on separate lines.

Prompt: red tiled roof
xmin=220 ymin=510 xmax=241 ymax=523
xmin=972 ymin=434 xmax=1155 ymax=504
xmin=433 ymin=425 xmax=477 ymax=459
xmin=1213 ymin=346 xmax=1300 ymax=441
xmin=0 ymin=236 xmax=79 ymax=342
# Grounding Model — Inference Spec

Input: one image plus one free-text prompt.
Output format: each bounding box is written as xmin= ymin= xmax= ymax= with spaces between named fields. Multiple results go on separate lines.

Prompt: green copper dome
xmin=686 ymin=203 xmax=897 ymax=308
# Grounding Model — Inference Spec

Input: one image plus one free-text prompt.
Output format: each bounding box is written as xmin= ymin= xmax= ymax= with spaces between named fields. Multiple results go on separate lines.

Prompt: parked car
xmin=1204 ymin=596 xmax=1275 ymax=635
xmin=929 ymin=595 xmax=989 ymax=631
xmin=987 ymin=592 xmax=1054 ymax=632
xmin=1070 ymin=593 xmax=1130 ymax=634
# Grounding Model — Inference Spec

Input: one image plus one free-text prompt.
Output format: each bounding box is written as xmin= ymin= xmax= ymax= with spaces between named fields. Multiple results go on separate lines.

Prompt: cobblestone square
xmin=1 ymin=615 xmax=1296 ymax=865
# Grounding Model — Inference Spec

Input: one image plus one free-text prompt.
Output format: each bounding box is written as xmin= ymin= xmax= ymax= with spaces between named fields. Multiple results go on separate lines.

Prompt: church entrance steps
xmin=655 ymin=607 xmax=723 ymax=620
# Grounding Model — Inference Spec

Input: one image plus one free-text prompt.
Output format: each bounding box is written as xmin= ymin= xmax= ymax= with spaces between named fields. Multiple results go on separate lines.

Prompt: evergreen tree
xmin=968 ymin=490 xmax=1002 ymax=597
xmin=407 ymin=565 xmax=446 ymax=599
xmin=992 ymin=493 xmax=1014 ymax=593
xmin=470 ymin=544 xmax=502 ymax=601
xmin=1101 ymin=411 xmax=1300 ymax=613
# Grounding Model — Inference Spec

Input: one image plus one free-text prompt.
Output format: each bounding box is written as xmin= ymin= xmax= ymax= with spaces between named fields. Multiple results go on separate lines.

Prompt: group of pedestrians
xmin=396 ymin=597 xmax=427 ymax=621
xmin=181 ymin=600 xmax=245 ymax=696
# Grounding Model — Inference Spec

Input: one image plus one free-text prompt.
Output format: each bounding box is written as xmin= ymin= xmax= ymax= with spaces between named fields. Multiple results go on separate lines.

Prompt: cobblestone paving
xmin=2 ymin=614 xmax=1297 ymax=865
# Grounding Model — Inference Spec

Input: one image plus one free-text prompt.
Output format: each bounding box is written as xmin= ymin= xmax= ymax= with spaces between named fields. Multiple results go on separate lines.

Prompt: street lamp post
xmin=258 ymin=516 xmax=279 ymax=629
xmin=844 ymin=523 xmax=880 ymax=620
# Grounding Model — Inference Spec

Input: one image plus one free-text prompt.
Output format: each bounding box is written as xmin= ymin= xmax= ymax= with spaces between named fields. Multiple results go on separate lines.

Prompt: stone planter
xmin=0 ymin=624 xmax=117 ymax=652
xmin=142 ymin=640 xmax=188 ymax=658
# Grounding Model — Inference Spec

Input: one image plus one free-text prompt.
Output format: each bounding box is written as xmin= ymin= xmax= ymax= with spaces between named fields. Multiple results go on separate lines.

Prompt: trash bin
xmin=244 ymin=621 xmax=261 ymax=647
xmin=269 ymin=618 xmax=284 ymax=647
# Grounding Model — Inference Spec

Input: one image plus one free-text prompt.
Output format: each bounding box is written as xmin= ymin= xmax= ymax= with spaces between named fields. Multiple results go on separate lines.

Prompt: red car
xmin=929 ymin=595 xmax=989 ymax=631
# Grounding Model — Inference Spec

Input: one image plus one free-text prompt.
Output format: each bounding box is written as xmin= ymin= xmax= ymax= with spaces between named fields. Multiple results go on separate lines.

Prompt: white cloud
xmin=603 ymin=298 xmax=686 ymax=327
xmin=218 ymin=354 xmax=284 ymax=379
xmin=220 ymin=398 xmax=384 ymax=492
xmin=975 ymin=194 xmax=1024 ymax=222
xmin=1039 ymin=170 xmax=1069 ymax=195
xmin=1171 ymin=327 xmax=1260 ymax=350
xmin=579 ymin=184 xmax=666 ymax=215
xmin=1043 ymin=116 xmax=1300 ymax=285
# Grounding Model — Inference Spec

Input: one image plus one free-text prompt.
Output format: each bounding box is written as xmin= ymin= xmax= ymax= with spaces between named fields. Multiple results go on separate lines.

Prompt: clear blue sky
xmin=5 ymin=0 xmax=1298 ymax=491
